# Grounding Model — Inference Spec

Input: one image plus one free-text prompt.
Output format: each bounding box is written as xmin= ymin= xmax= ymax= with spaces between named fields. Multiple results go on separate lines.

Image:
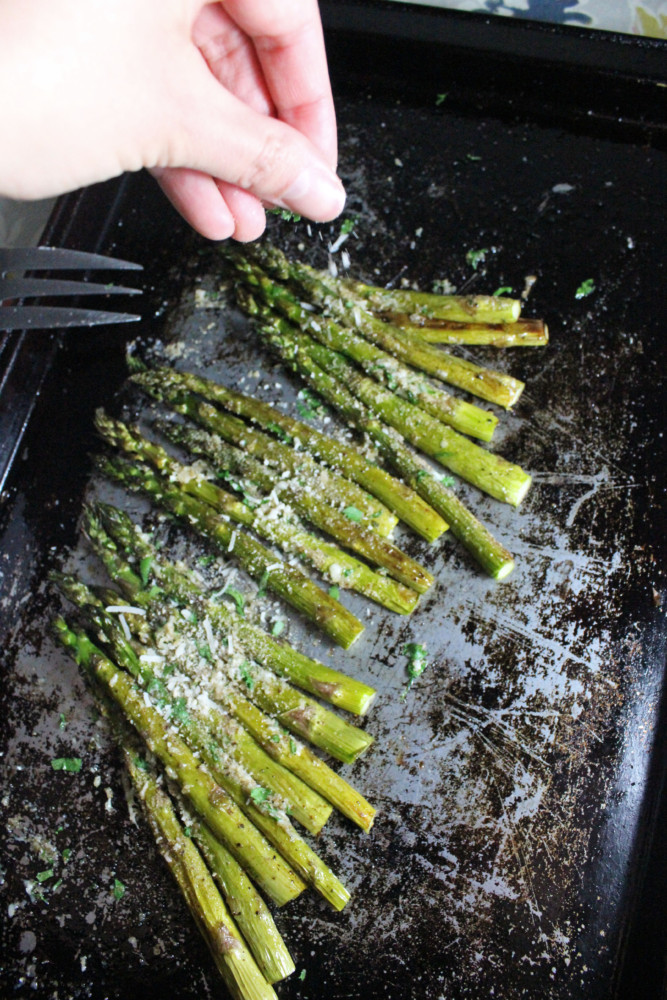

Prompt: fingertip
xmin=276 ymin=165 xmax=346 ymax=223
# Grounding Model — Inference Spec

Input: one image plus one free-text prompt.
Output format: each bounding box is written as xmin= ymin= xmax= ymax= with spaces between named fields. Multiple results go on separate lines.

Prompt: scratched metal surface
xmin=2 ymin=32 xmax=667 ymax=1000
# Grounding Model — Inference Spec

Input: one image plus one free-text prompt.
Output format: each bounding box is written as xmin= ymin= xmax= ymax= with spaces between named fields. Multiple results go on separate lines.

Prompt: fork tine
xmin=0 ymin=306 xmax=141 ymax=332
xmin=0 ymin=247 xmax=143 ymax=273
xmin=0 ymin=277 xmax=142 ymax=299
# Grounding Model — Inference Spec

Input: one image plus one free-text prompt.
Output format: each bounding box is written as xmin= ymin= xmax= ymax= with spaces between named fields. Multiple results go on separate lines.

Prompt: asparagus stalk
xmin=124 ymin=752 xmax=281 ymax=1000
xmin=80 ymin=510 xmax=374 ymax=765
xmin=89 ymin=502 xmax=377 ymax=716
xmin=53 ymin=619 xmax=306 ymax=907
xmin=155 ymin=417 xmax=433 ymax=596
xmin=95 ymin=411 xmax=421 ymax=614
xmin=60 ymin=613 xmax=350 ymax=911
xmin=137 ymin=377 xmax=398 ymax=537
xmin=336 ymin=277 xmax=523 ymax=323
xmin=131 ymin=368 xmax=448 ymax=544
xmin=234 ymin=261 xmax=498 ymax=442
xmin=53 ymin=572 xmax=332 ymax=836
xmin=191 ymin=820 xmax=295 ymax=983
xmin=96 ymin=451 xmax=365 ymax=649
xmin=88 ymin=507 xmax=377 ymax=830
xmin=260 ymin=327 xmax=516 ymax=580
xmin=390 ymin=317 xmax=549 ymax=347
xmin=239 ymin=245 xmax=525 ymax=409
xmin=263 ymin=320 xmax=531 ymax=507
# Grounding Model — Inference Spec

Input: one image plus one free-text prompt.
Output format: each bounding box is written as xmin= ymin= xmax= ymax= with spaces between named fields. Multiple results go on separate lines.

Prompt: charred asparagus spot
xmin=385 ymin=316 xmax=549 ymax=347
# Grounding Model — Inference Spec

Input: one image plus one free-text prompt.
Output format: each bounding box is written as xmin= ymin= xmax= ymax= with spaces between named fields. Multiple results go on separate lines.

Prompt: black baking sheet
xmin=2 ymin=5 xmax=667 ymax=999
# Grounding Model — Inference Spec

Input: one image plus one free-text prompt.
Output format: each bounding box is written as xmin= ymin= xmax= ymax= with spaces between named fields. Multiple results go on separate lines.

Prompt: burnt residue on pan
xmin=1 ymin=51 xmax=667 ymax=1000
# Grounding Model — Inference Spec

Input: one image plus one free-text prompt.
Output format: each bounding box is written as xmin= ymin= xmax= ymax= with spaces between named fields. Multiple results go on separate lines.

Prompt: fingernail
xmin=277 ymin=167 xmax=346 ymax=221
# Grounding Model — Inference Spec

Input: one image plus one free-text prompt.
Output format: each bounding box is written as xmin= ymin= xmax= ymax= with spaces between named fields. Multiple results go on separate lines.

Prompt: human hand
xmin=0 ymin=0 xmax=344 ymax=241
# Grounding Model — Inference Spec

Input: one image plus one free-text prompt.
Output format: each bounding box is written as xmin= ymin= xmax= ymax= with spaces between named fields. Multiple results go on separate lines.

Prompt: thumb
xmin=163 ymin=60 xmax=346 ymax=223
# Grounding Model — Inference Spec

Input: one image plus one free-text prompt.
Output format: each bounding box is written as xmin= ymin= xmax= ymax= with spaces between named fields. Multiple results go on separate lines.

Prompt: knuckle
xmin=236 ymin=129 xmax=294 ymax=195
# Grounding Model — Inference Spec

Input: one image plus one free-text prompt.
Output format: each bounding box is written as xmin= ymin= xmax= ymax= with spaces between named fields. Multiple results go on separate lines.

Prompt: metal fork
xmin=0 ymin=246 xmax=143 ymax=331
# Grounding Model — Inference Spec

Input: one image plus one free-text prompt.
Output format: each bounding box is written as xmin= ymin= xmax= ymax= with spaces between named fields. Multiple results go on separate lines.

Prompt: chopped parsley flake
xmin=493 ymin=286 xmax=513 ymax=297
xmin=198 ymin=554 xmax=216 ymax=568
xmin=440 ymin=475 xmax=456 ymax=487
xmin=271 ymin=620 xmax=285 ymax=637
xmin=343 ymin=505 xmax=364 ymax=522
xmin=51 ymin=757 xmax=82 ymax=773
xmin=466 ymin=154 xmax=482 ymax=161
xmin=416 ymin=470 xmax=430 ymax=482
xmin=266 ymin=422 xmax=292 ymax=444
xmin=238 ymin=661 xmax=255 ymax=691
xmin=250 ymin=787 xmax=271 ymax=805
xmin=139 ymin=556 xmax=153 ymax=586
xmin=465 ymin=248 xmax=489 ymax=271
xmin=575 ymin=278 xmax=595 ymax=299
xmin=112 ymin=878 xmax=125 ymax=901
xmin=195 ymin=642 xmax=213 ymax=663
xmin=183 ymin=826 xmax=192 ymax=837
xmin=299 ymin=969 xmax=307 ymax=981
xmin=62 ymin=848 xmax=72 ymax=863
xmin=328 ymin=585 xmax=340 ymax=600
xmin=403 ymin=642 xmax=429 ymax=692
xmin=289 ymin=739 xmax=297 ymax=754
xmin=296 ymin=388 xmax=324 ymax=420
xmin=340 ymin=217 xmax=357 ymax=235
xmin=224 ymin=587 xmax=246 ymax=618
xmin=269 ymin=207 xmax=301 ymax=222
xmin=435 ymin=92 xmax=448 ymax=105
xmin=36 ymin=869 xmax=54 ymax=883
xmin=58 ymin=713 xmax=67 ymax=730
xmin=170 ymin=697 xmax=190 ymax=725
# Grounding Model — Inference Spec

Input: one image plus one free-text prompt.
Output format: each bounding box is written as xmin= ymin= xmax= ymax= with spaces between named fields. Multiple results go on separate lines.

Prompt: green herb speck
xmin=328 ymin=585 xmax=340 ymax=600
xmin=112 ymin=878 xmax=125 ymax=900
xmin=250 ymin=786 xmax=271 ymax=806
xmin=465 ymin=248 xmax=489 ymax=271
xmin=299 ymin=969 xmax=307 ymax=981
xmin=493 ymin=286 xmax=513 ymax=297
xmin=62 ymin=848 xmax=72 ymax=863
xmin=51 ymin=757 xmax=82 ymax=773
xmin=402 ymin=642 xmax=429 ymax=693
xmin=435 ymin=93 xmax=448 ymax=105
xmin=224 ymin=587 xmax=246 ymax=618
xmin=343 ymin=506 xmax=364 ymax=523
xmin=36 ymin=869 xmax=54 ymax=883
xmin=139 ymin=556 xmax=153 ymax=586
xmin=238 ymin=661 xmax=255 ymax=691
xmin=271 ymin=620 xmax=285 ymax=637
xmin=58 ymin=713 xmax=67 ymax=730
xmin=575 ymin=278 xmax=595 ymax=299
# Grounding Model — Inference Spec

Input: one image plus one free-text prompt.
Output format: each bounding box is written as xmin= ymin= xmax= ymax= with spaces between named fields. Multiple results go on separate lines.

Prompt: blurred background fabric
xmin=392 ymin=0 xmax=667 ymax=35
